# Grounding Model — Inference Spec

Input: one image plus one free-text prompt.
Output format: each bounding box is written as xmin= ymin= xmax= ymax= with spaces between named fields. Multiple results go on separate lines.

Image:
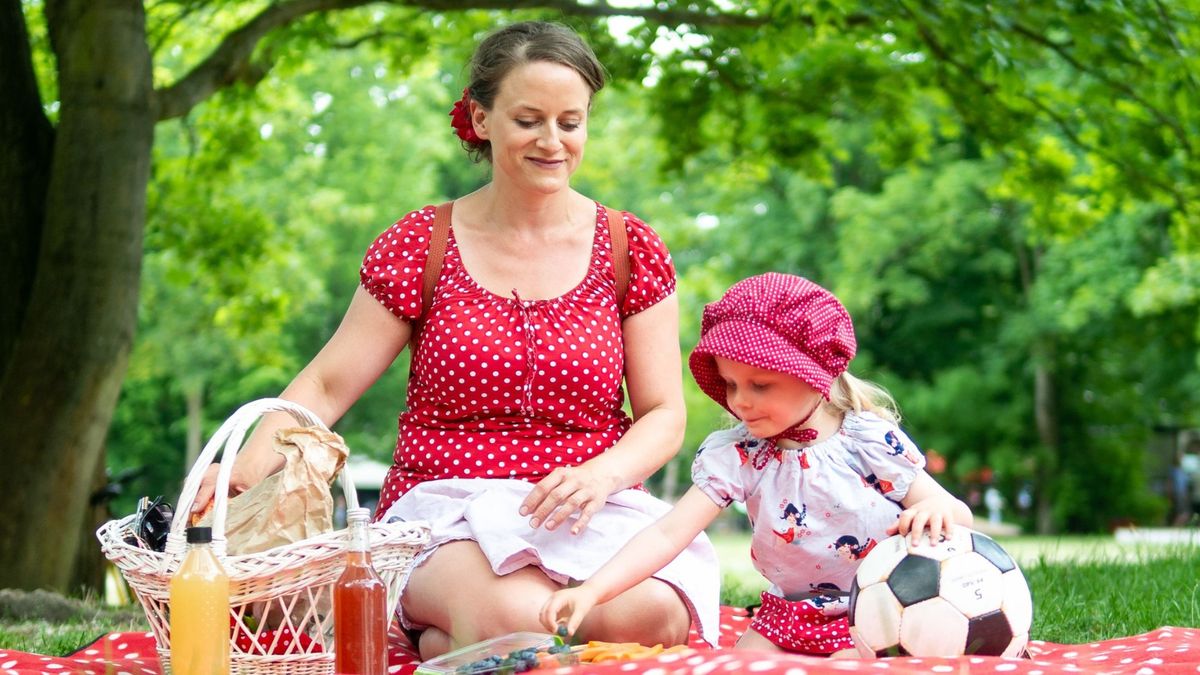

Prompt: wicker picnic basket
xmin=98 ymin=398 xmax=431 ymax=675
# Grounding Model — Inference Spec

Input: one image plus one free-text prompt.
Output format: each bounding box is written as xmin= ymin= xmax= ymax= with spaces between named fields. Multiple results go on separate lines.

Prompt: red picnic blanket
xmin=3 ymin=607 xmax=1197 ymax=674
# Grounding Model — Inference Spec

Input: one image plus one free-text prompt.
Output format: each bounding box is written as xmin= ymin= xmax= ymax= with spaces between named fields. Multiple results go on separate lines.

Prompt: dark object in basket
xmin=123 ymin=496 xmax=174 ymax=552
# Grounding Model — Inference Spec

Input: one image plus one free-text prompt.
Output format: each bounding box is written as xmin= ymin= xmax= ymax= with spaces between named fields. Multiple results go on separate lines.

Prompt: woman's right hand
xmin=190 ymin=461 xmax=263 ymax=514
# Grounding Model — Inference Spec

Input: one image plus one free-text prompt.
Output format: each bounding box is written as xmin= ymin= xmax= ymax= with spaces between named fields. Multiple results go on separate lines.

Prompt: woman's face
xmin=473 ymin=61 xmax=590 ymax=195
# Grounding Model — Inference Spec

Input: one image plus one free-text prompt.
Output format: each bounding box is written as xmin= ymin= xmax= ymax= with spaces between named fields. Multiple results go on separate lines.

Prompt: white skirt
xmin=381 ymin=478 xmax=721 ymax=646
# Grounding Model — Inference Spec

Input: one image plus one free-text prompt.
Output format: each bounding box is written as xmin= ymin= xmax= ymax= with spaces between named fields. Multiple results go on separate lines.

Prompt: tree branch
xmin=1151 ymin=0 xmax=1199 ymax=94
xmin=1013 ymin=88 xmax=1189 ymax=214
xmin=899 ymin=0 xmax=1190 ymax=217
xmin=328 ymin=29 xmax=408 ymax=50
xmin=148 ymin=2 xmax=207 ymax=56
xmin=405 ymin=0 xmax=768 ymax=26
xmin=154 ymin=0 xmax=378 ymax=121
xmin=1006 ymin=19 xmax=1192 ymax=156
xmin=152 ymin=0 xmax=773 ymax=122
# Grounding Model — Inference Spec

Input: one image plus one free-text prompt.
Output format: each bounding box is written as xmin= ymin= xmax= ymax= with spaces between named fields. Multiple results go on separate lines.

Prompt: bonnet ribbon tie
xmin=770 ymin=398 xmax=823 ymax=445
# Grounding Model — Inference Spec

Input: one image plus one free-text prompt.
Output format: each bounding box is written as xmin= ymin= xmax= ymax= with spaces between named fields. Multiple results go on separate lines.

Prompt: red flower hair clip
xmin=449 ymin=88 xmax=481 ymax=143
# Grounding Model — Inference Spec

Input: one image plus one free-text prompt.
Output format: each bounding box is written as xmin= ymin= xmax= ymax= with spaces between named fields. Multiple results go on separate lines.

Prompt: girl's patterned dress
xmin=692 ymin=411 xmax=926 ymax=653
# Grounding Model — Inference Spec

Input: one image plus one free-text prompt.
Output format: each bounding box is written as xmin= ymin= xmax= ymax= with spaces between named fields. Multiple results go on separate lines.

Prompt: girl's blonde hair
xmin=827 ymin=371 xmax=899 ymax=424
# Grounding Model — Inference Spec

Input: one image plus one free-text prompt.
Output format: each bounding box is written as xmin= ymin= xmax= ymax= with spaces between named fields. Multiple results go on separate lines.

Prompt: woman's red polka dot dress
xmin=360 ymin=202 xmax=675 ymax=517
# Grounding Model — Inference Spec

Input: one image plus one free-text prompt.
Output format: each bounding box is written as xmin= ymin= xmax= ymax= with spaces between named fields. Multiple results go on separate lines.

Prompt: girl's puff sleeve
xmin=616 ymin=211 xmax=677 ymax=318
xmin=359 ymin=206 xmax=437 ymax=321
xmin=690 ymin=428 xmax=750 ymax=508
xmin=842 ymin=412 xmax=927 ymax=502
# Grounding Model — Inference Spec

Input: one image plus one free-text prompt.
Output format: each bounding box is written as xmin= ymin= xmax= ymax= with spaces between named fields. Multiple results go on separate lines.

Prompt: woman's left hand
xmin=521 ymin=465 xmax=617 ymax=534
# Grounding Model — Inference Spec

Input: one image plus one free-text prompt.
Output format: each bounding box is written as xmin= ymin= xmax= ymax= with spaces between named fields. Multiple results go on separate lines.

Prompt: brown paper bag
xmin=199 ymin=426 xmax=348 ymax=555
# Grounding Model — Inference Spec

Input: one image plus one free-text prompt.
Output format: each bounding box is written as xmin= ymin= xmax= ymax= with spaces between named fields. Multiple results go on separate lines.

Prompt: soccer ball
xmin=848 ymin=527 xmax=1032 ymax=658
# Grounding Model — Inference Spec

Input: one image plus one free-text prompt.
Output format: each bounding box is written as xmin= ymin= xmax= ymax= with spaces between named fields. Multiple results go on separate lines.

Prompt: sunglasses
xmin=123 ymin=496 xmax=175 ymax=552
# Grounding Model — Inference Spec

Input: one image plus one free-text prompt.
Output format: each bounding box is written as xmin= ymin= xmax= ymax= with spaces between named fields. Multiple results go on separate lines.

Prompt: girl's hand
xmin=540 ymin=586 xmax=600 ymax=636
xmin=891 ymin=470 xmax=973 ymax=545
xmin=887 ymin=495 xmax=962 ymax=545
xmin=521 ymin=465 xmax=617 ymax=534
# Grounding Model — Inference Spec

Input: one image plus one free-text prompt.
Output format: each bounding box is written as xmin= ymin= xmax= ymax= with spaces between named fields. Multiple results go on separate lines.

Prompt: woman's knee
xmin=585 ymin=579 xmax=691 ymax=645
xmin=403 ymin=547 xmax=557 ymax=641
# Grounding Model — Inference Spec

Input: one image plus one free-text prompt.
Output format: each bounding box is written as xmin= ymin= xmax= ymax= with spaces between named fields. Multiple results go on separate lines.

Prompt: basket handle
xmin=165 ymin=398 xmax=360 ymax=558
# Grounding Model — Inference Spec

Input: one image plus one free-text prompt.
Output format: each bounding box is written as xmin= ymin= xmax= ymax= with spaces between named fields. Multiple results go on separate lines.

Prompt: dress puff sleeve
xmin=614 ymin=211 xmax=677 ymax=318
xmin=691 ymin=427 xmax=754 ymax=508
xmin=841 ymin=411 xmax=927 ymax=502
xmin=359 ymin=206 xmax=438 ymax=321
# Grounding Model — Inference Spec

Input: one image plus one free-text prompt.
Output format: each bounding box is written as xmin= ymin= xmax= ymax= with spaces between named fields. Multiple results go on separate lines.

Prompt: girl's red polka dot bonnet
xmin=688 ymin=273 xmax=858 ymax=411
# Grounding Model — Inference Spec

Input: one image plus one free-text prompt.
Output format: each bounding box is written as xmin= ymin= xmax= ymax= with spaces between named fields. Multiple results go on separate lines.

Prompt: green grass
xmin=709 ymin=530 xmax=1200 ymax=644
xmin=0 ymin=614 xmax=149 ymax=657
xmin=1022 ymin=550 xmax=1200 ymax=643
xmin=0 ymin=591 xmax=148 ymax=656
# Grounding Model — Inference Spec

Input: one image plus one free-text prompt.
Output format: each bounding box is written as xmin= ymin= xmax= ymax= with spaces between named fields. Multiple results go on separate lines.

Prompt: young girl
xmin=540 ymin=273 xmax=972 ymax=655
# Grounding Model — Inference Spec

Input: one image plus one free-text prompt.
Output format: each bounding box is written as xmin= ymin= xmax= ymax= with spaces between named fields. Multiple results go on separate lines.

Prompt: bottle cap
xmin=186 ymin=526 xmax=213 ymax=543
xmin=346 ymin=507 xmax=371 ymax=524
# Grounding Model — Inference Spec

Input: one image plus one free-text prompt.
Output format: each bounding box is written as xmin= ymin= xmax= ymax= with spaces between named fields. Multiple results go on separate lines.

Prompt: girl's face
xmin=714 ymin=356 xmax=823 ymax=439
xmin=473 ymin=61 xmax=590 ymax=195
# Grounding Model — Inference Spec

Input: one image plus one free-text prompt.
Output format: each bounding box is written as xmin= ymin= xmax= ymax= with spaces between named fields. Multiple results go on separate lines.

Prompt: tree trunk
xmin=0 ymin=0 xmax=53 ymax=374
xmin=0 ymin=0 xmax=153 ymax=593
xmin=71 ymin=451 xmax=111 ymax=594
xmin=185 ymin=382 xmax=204 ymax=470
xmin=1032 ymin=347 xmax=1060 ymax=535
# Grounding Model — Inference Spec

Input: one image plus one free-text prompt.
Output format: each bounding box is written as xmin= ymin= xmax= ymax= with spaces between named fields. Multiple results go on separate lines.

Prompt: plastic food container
xmin=414 ymin=631 xmax=578 ymax=674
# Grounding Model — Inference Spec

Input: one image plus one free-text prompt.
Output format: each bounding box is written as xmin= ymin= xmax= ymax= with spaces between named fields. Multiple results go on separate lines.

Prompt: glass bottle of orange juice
xmin=334 ymin=507 xmax=387 ymax=675
xmin=169 ymin=526 xmax=230 ymax=675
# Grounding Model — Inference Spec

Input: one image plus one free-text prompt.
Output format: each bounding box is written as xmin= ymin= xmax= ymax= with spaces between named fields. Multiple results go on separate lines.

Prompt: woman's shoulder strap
xmin=413 ymin=201 xmax=452 ymax=346
xmin=604 ymin=206 xmax=630 ymax=308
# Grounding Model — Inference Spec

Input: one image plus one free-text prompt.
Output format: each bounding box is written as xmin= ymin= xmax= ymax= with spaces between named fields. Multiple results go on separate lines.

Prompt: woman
xmin=194 ymin=20 xmax=719 ymax=659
